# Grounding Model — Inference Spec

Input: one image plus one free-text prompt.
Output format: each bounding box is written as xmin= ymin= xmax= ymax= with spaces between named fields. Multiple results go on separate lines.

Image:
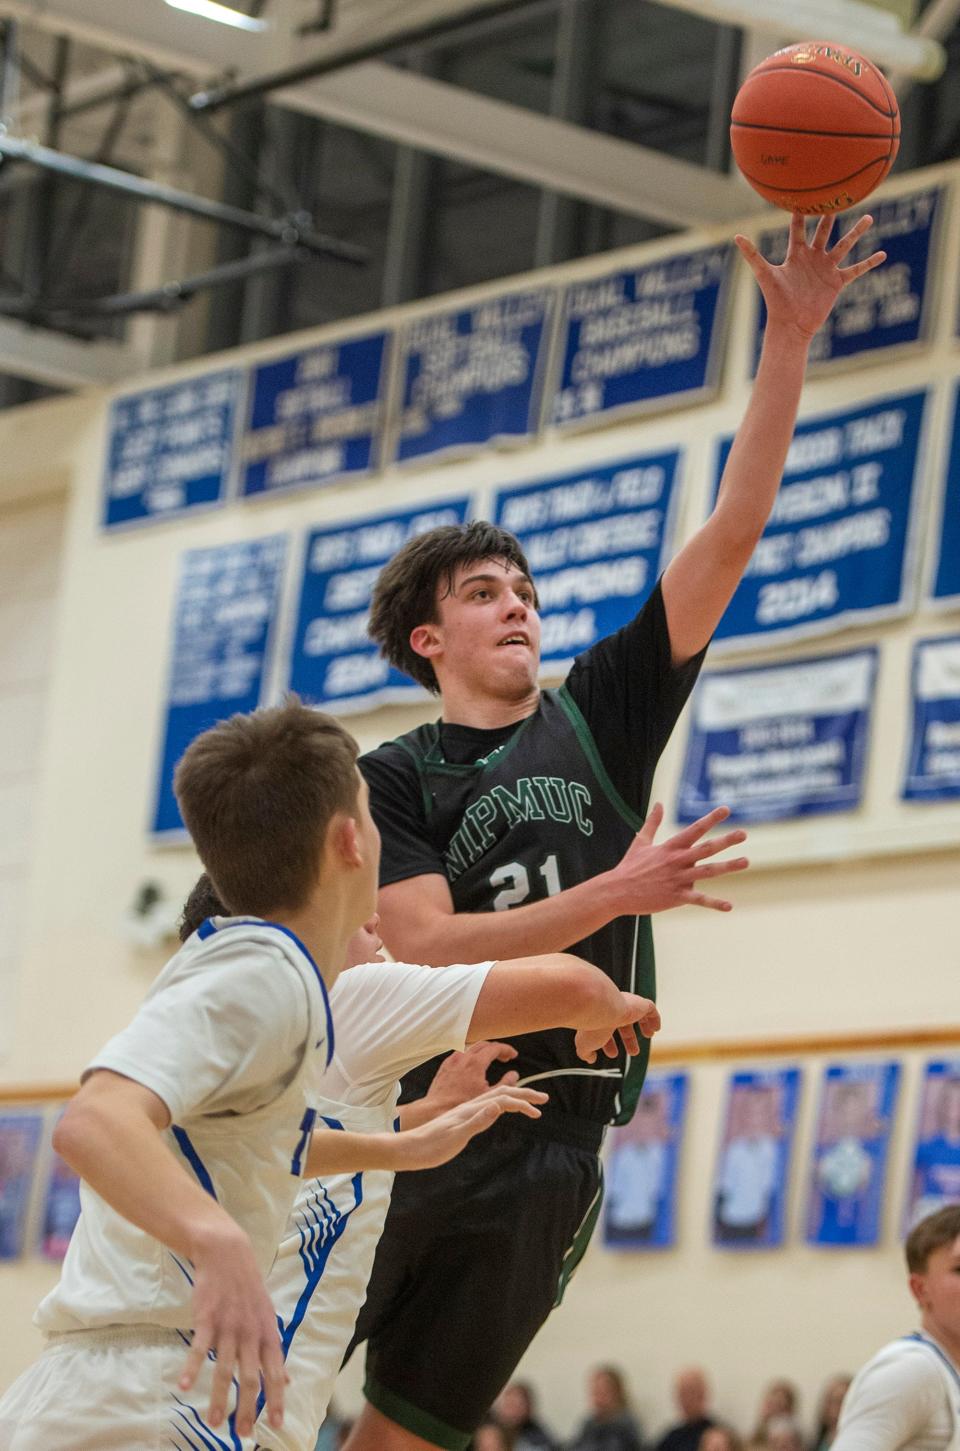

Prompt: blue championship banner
xmin=288 ymin=499 xmax=471 ymax=713
xmin=902 ymin=635 xmax=960 ymax=803
xmin=492 ymin=452 xmax=680 ymax=672
xmin=240 ymin=331 xmax=389 ymax=498
xmin=931 ymin=384 xmax=960 ymax=607
xmin=0 ymin=1113 xmax=43 ymax=1261
xmin=152 ymin=535 xmax=288 ymax=838
xmin=712 ymin=390 xmax=927 ymax=651
xmin=752 ymin=187 xmax=942 ymax=372
xmin=604 ymin=1072 xmax=688 ymax=1251
xmin=806 ymin=1061 xmax=900 ymax=1248
xmin=395 ymin=290 xmax=553 ymax=465
xmin=677 ymin=648 xmax=878 ymax=825
xmin=551 ymin=243 xmax=733 ymax=430
xmin=712 ymin=1068 xmax=801 ymax=1250
xmin=103 ymin=369 xmax=244 ymax=529
xmin=906 ymin=1060 xmax=960 ymax=1230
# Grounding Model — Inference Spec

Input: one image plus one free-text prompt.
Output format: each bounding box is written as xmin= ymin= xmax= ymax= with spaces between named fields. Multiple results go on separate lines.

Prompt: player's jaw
xmin=911 ymin=1236 xmax=960 ymax=1346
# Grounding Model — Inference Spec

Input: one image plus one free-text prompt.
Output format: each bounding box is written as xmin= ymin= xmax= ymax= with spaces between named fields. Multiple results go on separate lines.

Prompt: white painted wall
xmin=1 ymin=162 xmax=959 ymax=1439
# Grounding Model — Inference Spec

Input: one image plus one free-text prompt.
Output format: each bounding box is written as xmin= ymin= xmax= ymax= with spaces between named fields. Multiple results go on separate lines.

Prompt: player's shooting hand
xmin=398 ymin=1084 xmax=549 ymax=1171
xmin=180 ymin=1220 xmax=286 ymax=1436
xmin=735 ymin=211 xmax=886 ymax=340
xmin=575 ymin=992 xmax=661 ymax=1064
xmin=424 ymin=1040 xmax=520 ymax=1117
xmin=608 ymin=803 xmax=748 ymax=915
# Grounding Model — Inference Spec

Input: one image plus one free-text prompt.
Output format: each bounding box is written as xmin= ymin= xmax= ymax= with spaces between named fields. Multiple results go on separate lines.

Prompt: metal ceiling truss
xmin=0 ymin=15 xmax=366 ymax=356
xmin=0 ymin=0 xmax=952 ymax=387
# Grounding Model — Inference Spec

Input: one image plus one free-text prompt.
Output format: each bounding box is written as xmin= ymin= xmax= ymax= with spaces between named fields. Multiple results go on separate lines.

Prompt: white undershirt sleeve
xmin=330 ymin=960 xmax=493 ymax=1089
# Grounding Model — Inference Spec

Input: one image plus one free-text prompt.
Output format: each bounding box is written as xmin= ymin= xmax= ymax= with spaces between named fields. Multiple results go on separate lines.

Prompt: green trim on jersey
xmin=556 ymin=685 xmax=643 ymax=832
xmin=364 ymin=1373 xmax=472 ymax=1450
xmin=615 ymin=914 xmax=656 ymax=1125
xmin=556 ymin=685 xmax=656 ymax=1125
xmin=408 ymin=712 xmax=537 ymax=781
xmin=554 ymin=1162 xmax=605 ymax=1307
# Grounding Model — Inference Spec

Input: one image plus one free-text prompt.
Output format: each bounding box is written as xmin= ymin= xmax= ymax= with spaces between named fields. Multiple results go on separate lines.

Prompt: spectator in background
xmin=701 ymin=1426 xmax=743 ymax=1451
xmin=494 ymin=1382 xmax=558 ymax=1451
xmin=765 ymin=1418 xmax=804 ymax=1451
xmin=655 ymin=1367 xmax=715 ymax=1451
xmin=810 ymin=1376 xmax=851 ymax=1451
xmin=568 ymin=1365 xmax=643 ymax=1451
xmin=748 ymin=1381 xmax=799 ymax=1450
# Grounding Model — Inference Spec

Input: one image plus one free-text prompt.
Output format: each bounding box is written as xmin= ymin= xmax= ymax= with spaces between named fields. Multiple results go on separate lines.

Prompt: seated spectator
xmin=655 ymin=1367 xmax=715 ymax=1451
xmin=810 ymin=1375 xmax=851 ymax=1451
xmin=494 ymin=1381 xmax=559 ymax=1451
xmin=701 ymin=1425 xmax=743 ymax=1451
xmin=749 ymin=1381 xmax=799 ymax=1449
xmin=473 ymin=1421 xmax=515 ymax=1451
xmin=765 ymin=1417 xmax=804 ymax=1451
xmin=567 ymin=1365 xmax=644 ymax=1451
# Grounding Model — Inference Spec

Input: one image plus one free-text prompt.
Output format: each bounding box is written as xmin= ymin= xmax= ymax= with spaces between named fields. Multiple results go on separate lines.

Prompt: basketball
xmin=730 ymin=41 xmax=900 ymax=214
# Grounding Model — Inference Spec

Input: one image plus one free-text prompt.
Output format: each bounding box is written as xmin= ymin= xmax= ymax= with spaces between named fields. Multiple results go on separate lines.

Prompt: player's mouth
xmin=496 ymin=633 xmax=530 ymax=648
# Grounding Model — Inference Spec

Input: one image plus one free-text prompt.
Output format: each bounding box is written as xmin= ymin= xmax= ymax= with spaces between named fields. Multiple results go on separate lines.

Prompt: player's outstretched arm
xmin=54 ymin=1070 xmax=285 ymax=1439
xmin=377 ymin=803 xmax=747 ymax=965
xmin=466 ymin=953 xmax=660 ymax=1048
xmin=304 ymin=1084 xmax=548 ymax=1176
xmin=660 ymin=211 xmax=887 ymax=666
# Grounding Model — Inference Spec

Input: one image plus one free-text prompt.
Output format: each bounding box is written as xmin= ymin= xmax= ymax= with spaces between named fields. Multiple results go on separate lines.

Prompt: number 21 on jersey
xmin=490 ymin=853 xmax=561 ymax=910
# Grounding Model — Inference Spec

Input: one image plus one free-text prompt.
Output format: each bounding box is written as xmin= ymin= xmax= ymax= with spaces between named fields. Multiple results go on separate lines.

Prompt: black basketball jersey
xmin=389 ymin=685 xmax=653 ymax=1127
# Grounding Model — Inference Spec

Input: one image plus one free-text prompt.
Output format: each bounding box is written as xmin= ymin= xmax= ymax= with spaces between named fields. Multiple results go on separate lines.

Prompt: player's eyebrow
xmin=456 ymin=571 xmax=534 ymax=592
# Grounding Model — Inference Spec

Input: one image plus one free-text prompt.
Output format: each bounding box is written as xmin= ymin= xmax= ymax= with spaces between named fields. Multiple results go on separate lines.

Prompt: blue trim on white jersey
xmin=903 ymin=1332 xmax=960 ymax=1391
xmin=255 ymin=1169 xmax=364 ymax=1422
xmin=172 ymin=1125 xmax=219 ymax=1200
xmin=171 ymin=1396 xmax=240 ymax=1451
xmin=195 ymin=916 xmax=335 ymax=1067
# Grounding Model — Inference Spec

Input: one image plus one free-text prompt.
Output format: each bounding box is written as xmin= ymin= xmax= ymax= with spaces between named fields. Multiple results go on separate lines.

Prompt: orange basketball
xmin=730 ymin=41 xmax=900 ymax=214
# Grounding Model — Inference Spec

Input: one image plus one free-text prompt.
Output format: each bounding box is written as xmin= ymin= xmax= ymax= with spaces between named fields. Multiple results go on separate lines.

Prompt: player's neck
xmin=920 ymin=1315 xmax=960 ymax=1370
xmin=271 ymin=900 xmax=354 ymax=993
xmin=439 ymin=678 xmax=540 ymax=730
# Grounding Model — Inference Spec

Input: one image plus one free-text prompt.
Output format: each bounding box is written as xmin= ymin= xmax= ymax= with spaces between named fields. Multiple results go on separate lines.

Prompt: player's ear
xmin=410 ymin=623 xmax=442 ymax=660
xmin=330 ymin=814 xmax=363 ymax=869
xmin=908 ymin=1270 xmax=929 ymax=1310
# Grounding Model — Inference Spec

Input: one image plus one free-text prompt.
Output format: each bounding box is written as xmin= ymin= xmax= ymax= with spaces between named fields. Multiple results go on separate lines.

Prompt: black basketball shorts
xmin=349 ymin=1112 xmax=604 ymax=1451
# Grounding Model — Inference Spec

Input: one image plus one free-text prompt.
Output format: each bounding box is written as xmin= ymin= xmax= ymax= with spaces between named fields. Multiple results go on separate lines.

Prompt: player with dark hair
xmin=345 ymin=213 xmax=887 ymax=1451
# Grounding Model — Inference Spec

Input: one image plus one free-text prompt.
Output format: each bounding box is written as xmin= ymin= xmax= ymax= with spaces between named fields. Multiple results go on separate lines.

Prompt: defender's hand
xmin=397 ymin=1084 xmax=548 ymax=1171
xmin=575 ymin=993 xmax=661 ymax=1064
xmin=423 ymin=1040 xmax=520 ymax=1117
xmin=180 ymin=1222 xmax=286 ymax=1437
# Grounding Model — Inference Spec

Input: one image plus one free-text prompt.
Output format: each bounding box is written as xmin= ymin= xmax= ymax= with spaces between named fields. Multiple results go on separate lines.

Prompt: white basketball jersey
xmin=838 ymin=1332 xmax=960 ymax=1451
xmin=256 ymin=957 xmax=491 ymax=1451
xmin=36 ymin=917 xmax=334 ymax=1336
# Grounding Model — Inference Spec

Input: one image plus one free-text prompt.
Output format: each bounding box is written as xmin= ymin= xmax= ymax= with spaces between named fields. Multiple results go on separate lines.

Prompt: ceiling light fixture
xmin=164 ymin=0 xmax=269 ymax=32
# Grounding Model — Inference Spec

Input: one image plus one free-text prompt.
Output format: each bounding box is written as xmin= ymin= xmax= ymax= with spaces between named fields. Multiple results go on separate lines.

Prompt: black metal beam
xmin=0 ymin=244 xmax=306 ymax=324
xmin=189 ymin=0 xmax=558 ymax=112
xmin=0 ymin=132 xmax=368 ymax=263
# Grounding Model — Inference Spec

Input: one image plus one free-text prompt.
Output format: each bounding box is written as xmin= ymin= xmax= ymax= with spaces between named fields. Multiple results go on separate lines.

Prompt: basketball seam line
xmin=737 ymin=154 xmax=891 ymax=193
xmin=731 ymin=121 xmax=900 ymax=140
xmin=738 ymin=65 xmax=896 ymax=119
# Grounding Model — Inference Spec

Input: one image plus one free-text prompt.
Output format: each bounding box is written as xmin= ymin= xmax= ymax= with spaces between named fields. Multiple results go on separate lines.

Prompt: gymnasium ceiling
xmin=0 ymin=0 xmax=957 ymax=395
